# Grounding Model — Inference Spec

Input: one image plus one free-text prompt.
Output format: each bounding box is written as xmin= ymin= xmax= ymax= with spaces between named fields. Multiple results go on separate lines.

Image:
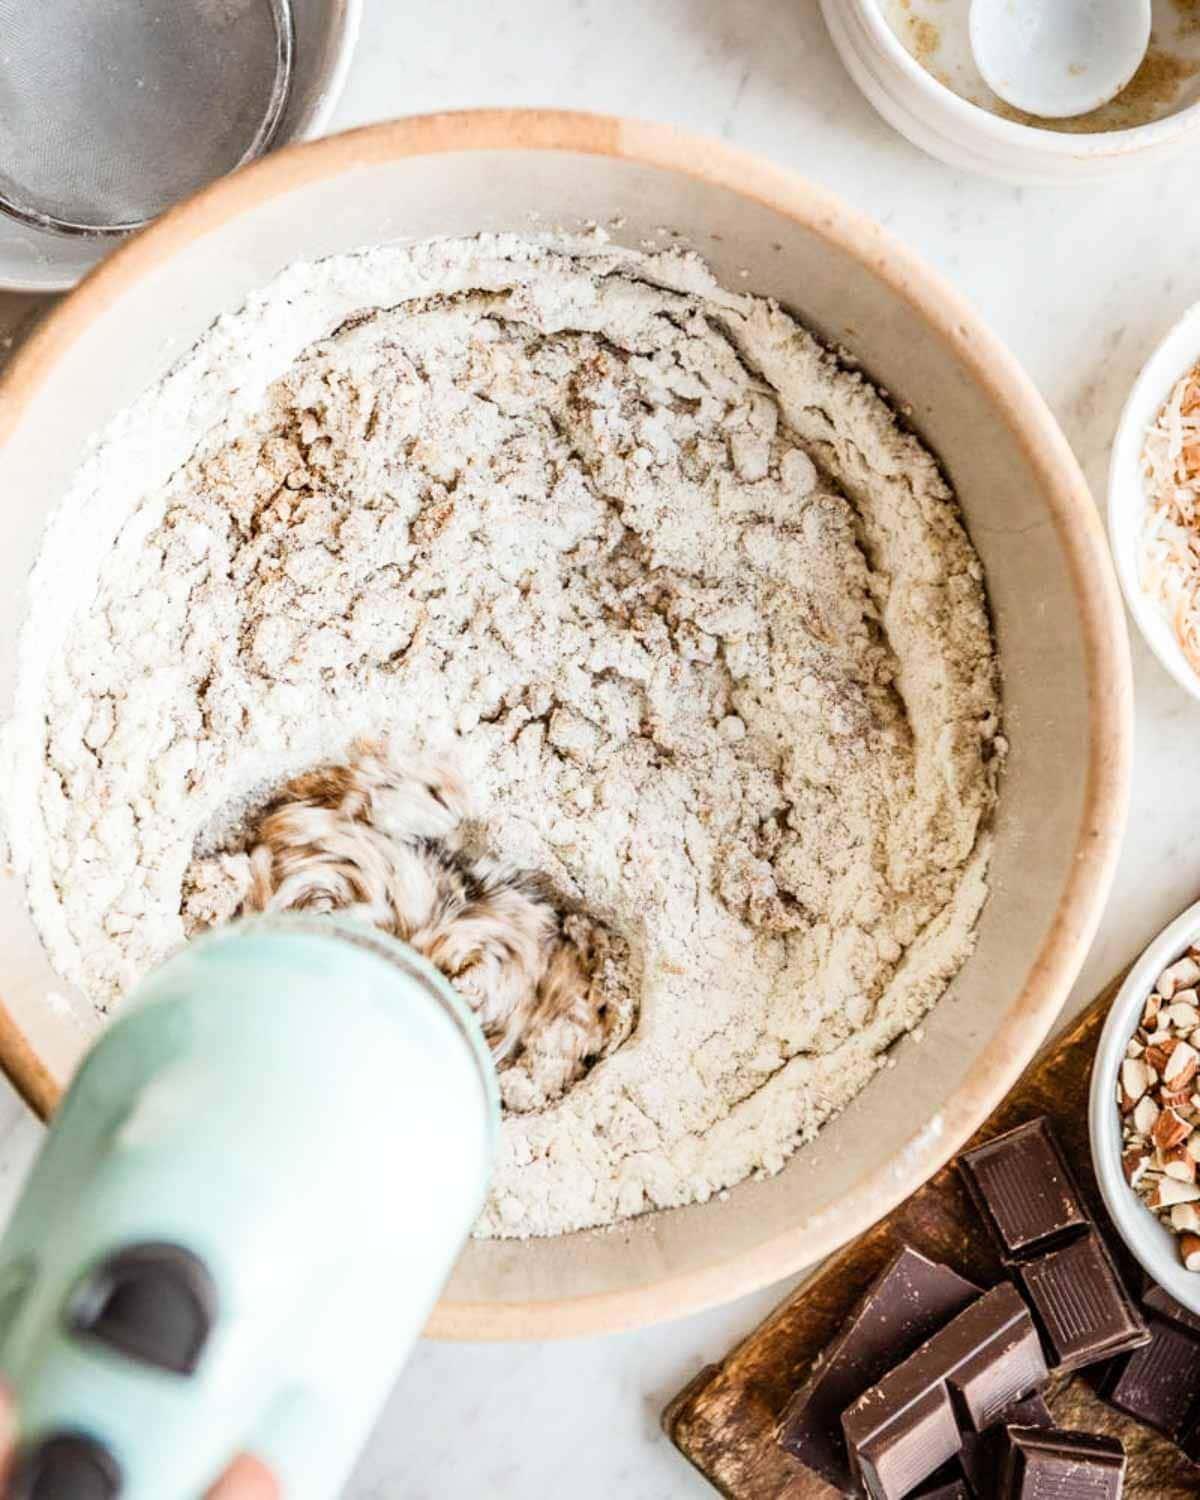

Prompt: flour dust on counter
xmin=0 ymin=233 xmax=1002 ymax=1238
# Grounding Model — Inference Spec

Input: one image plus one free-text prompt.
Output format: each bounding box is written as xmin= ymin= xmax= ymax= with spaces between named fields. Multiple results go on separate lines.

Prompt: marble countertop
xmin=4 ymin=1 xmax=1200 ymax=1494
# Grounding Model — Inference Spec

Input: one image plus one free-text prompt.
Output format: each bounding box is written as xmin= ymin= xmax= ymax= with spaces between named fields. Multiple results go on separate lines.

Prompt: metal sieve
xmin=0 ymin=0 xmax=295 ymax=237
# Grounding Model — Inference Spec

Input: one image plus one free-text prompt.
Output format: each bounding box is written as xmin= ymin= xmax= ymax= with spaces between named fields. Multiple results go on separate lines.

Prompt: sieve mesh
xmin=0 ymin=0 xmax=294 ymax=237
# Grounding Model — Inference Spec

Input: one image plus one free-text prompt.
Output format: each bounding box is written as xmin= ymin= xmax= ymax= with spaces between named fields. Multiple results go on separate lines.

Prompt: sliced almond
xmin=1181 ymin=1233 xmax=1200 ymax=1272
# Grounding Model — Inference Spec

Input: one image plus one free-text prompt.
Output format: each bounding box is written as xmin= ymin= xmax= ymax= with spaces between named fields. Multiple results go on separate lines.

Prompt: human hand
xmin=0 ymin=1386 xmax=279 ymax=1498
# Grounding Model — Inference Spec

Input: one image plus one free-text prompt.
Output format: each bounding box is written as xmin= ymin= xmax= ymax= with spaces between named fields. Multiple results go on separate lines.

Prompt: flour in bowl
xmin=1 ymin=234 xmax=1002 ymax=1237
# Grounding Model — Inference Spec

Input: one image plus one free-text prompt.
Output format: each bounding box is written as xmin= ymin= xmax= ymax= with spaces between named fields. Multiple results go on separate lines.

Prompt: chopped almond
xmin=1150 ymin=1176 xmax=1200 ymax=1209
xmin=1182 ymin=1234 xmax=1200 ymax=1272
xmin=1159 ymin=958 xmax=1200 ymax=999
xmin=1133 ymin=1095 xmax=1161 ymax=1135
xmin=1173 ymin=1202 xmax=1200 ymax=1233
xmin=1121 ymin=1057 xmax=1153 ymax=1110
xmin=1154 ymin=1107 xmax=1193 ymax=1152
xmin=1166 ymin=1040 xmax=1200 ymax=1088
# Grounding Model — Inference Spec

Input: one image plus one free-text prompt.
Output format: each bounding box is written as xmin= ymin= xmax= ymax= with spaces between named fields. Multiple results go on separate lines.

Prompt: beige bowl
xmin=0 ymin=110 xmax=1131 ymax=1339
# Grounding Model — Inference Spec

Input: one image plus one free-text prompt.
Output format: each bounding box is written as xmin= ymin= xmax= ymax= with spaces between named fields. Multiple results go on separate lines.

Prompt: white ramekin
xmin=821 ymin=0 xmax=1200 ymax=186
xmin=1091 ymin=900 xmax=1200 ymax=1316
xmin=1108 ymin=298 xmax=1200 ymax=704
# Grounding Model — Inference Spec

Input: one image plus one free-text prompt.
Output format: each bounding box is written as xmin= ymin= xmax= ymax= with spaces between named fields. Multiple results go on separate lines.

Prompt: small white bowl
xmin=821 ymin=0 xmax=1200 ymax=186
xmin=1108 ymin=299 xmax=1200 ymax=703
xmin=1090 ymin=899 xmax=1200 ymax=1315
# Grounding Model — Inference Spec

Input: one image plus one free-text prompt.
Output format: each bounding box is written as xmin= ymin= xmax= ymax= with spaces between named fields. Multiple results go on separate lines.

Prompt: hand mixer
xmin=0 ymin=915 xmax=499 ymax=1500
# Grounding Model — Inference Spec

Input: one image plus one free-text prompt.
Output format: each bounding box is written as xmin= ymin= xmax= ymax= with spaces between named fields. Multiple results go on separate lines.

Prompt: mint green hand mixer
xmin=0 ymin=915 xmax=499 ymax=1499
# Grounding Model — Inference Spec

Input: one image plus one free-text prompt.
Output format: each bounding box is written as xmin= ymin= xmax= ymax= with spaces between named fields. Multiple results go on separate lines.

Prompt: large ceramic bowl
xmin=0 ymin=111 xmax=1132 ymax=1338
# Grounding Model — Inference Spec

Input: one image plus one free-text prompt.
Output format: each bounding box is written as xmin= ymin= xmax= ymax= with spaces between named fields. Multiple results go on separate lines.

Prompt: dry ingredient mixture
xmin=1 ymin=234 xmax=1002 ymax=1238
xmin=1142 ymin=358 xmax=1200 ymax=673
xmin=1118 ymin=949 xmax=1200 ymax=1270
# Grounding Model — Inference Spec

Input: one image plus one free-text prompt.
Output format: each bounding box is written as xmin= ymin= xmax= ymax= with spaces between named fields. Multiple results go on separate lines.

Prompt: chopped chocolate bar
xmin=1100 ymin=1313 xmax=1200 ymax=1441
xmin=777 ymin=1245 xmax=980 ymax=1493
xmin=842 ymin=1283 xmax=1048 ymax=1500
xmin=959 ymin=1118 xmax=1090 ymax=1261
xmin=1016 ymin=1231 xmax=1149 ymax=1371
xmin=912 ymin=1469 xmax=971 ymax=1500
xmin=959 ymin=1393 xmax=1052 ymax=1495
xmin=1141 ymin=1278 xmax=1200 ymax=1338
xmin=997 ymin=1427 xmax=1125 ymax=1499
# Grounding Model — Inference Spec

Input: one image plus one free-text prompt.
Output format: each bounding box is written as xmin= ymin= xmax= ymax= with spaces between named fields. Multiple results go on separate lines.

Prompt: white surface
xmin=969 ymin=0 xmax=1150 ymax=119
xmin=2 ymin=0 xmax=1200 ymax=1493
xmin=1090 ymin=899 xmax=1200 ymax=1314
xmin=1109 ymin=296 xmax=1200 ymax=702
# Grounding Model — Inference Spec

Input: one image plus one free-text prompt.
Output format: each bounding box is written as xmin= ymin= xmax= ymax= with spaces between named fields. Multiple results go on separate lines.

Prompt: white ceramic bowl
xmin=0 ymin=111 xmax=1132 ymax=1338
xmin=0 ymin=0 xmax=361 ymax=293
xmin=1090 ymin=899 xmax=1200 ymax=1315
xmin=1109 ymin=298 xmax=1200 ymax=703
xmin=821 ymin=0 xmax=1200 ymax=186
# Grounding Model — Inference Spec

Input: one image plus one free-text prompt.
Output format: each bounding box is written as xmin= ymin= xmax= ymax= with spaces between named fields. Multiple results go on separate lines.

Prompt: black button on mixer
xmin=10 ymin=1431 xmax=122 ymax=1500
xmin=66 ymin=1242 xmax=217 ymax=1377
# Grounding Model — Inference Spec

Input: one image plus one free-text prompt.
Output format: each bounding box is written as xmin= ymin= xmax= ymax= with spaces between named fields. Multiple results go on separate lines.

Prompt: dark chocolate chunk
xmin=842 ymin=1283 xmax=1048 ymax=1500
xmin=912 ymin=1466 xmax=971 ymax=1500
xmin=997 ymin=1426 xmax=1125 ymax=1499
xmin=959 ymin=1393 xmax=1052 ymax=1496
xmin=1099 ymin=1313 xmax=1200 ymax=1441
xmin=959 ymin=1118 xmax=1090 ymax=1262
xmin=1141 ymin=1278 xmax=1200 ymax=1338
xmin=777 ymin=1246 xmax=981 ymax=1491
xmin=1017 ymin=1230 xmax=1148 ymax=1372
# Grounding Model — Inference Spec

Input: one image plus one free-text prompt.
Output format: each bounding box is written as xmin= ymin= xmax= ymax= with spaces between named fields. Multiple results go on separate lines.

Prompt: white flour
xmin=1 ymin=234 xmax=1001 ymax=1237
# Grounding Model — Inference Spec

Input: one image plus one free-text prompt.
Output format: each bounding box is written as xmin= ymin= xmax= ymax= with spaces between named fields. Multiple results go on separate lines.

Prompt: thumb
xmin=204 ymin=1452 xmax=280 ymax=1500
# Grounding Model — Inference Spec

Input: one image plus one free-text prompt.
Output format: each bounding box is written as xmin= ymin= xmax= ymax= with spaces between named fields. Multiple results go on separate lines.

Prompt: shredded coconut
xmin=1141 ymin=359 xmax=1200 ymax=674
xmin=1 ymin=234 xmax=1001 ymax=1238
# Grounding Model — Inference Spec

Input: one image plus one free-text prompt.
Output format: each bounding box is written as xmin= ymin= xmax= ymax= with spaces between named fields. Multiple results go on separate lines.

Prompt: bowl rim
xmin=0 ymin=108 xmax=1134 ymax=1340
xmin=1107 ymin=297 xmax=1200 ymax=704
xmin=846 ymin=0 xmax=1200 ymax=157
xmin=1089 ymin=899 xmax=1200 ymax=1314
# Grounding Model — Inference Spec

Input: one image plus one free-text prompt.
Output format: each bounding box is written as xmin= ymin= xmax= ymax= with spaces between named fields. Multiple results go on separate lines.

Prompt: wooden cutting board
xmin=663 ymin=977 xmax=1200 ymax=1498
